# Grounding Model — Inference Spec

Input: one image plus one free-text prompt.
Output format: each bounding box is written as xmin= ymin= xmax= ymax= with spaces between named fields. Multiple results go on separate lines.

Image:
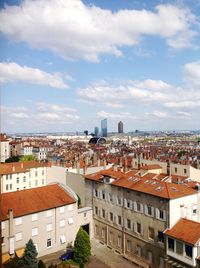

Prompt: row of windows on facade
xmin=168 ymin=237 xmax=193 ymax=259
xmin=5 ymin=169 xmax=45 ymax=180
xmin=1 ymin=206 xmax=74 ymax=229
xmin=94 ymin=208 xmax=164 ymax=242
xmin=94 ymin=225 xmax=165 ymax=267
xmin=5 ymin=179 xmax=46 ymax=191
xmin=94 ymin=192 xmax=167 ymax=220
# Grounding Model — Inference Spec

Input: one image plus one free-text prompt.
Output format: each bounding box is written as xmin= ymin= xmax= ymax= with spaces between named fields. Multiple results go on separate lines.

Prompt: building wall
xmin=0 ymin=141 xmax=10 ymax=162
xmin=2 ymin=203 xmax=93 ymax=257
xmin=1 ymin=166 xmax=47 ymax=193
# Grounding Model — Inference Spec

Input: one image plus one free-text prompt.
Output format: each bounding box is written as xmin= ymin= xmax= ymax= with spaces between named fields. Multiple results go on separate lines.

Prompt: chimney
xmin=21 ymin=163 xmax=23 ymax=169
xmin=103 ymin=159 xmax=106 ymax=170
xmin=124 ymin=157 xmax=128 ymax=173
xmin=8 ymin=208 xmax=15 ymax=255
xmin=180 ymin=204 xmax=185 ymax=218
xmin=97 ymin=158 xmax=100 ymax=167
xmin=12 ymin=166 xmax=15 ymax=172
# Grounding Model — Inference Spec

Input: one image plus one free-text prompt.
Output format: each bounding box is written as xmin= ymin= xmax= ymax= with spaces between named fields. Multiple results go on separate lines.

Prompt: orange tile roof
xmin=164 ymin=218 xmax=200 ymax=245
xmin=1 ymin=184 xmax=76 ymax=220
xmin=85 ymin=169 xmax=197 ymax=199
xmin=141 ymin=164 xmax=162 ymax=170
xmin=0 ymin=161 xmax=48 ymax=175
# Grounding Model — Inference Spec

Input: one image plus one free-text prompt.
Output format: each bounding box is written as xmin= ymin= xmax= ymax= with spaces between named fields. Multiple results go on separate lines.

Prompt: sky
xmin=0 ymin=0 xmax=200 ymax=133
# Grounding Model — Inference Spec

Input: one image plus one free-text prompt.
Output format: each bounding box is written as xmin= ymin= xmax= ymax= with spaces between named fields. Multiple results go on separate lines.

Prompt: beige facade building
xmin=0 ymin=161 xmax=48 ymax=193
xmin=84 ymin=169 xmax=199 ymax=268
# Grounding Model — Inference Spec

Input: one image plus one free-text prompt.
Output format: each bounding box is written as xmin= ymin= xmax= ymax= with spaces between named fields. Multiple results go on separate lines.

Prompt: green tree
xmin=5 ymin=156 xmax=20 ymax=163
xmin=20 ymin=155 xmax=36 ymax=162
xmin=21 ymin=239 xmax=38 ymax=268
xmin=73 ymin=227 xmax=91 ymax=265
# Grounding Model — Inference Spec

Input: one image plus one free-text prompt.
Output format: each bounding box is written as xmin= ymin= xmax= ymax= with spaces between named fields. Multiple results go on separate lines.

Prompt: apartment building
xmin=0 ymin=161 xmax=48 ymax=193
xmin=1 ymin=184 xmax=93 ymax=264
xmin=164 ymin=219 xmax=200 ymax=268
xmin=84 ymin=169 xmax=199 ymax=268
xmin=0 ymin=136 xmax=10 ymax=163
xmin=20 ymin=145 xmax=33 ymax=156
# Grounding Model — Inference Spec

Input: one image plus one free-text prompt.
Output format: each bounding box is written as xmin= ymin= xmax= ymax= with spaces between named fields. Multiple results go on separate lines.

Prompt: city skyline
xmin=0 ymin=0 xmax=200 ymax=133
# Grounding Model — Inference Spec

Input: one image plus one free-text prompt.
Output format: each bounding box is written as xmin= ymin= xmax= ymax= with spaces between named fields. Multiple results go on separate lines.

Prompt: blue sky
xmin=0 ymin=0 xmax=200 ymax=133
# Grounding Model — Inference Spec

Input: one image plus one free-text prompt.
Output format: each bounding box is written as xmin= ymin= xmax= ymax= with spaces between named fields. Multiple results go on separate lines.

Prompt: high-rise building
xmin=118 ymin=121 xmax=123 ymax=133
xmin=101 ymin=118 xmax=107 ymax=137
xmin=94 ymin=126 xmax=99 ymax=137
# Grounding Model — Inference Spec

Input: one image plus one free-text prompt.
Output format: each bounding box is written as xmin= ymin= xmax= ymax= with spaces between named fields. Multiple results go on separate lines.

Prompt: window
xmin=118 ymin=215 xmax=122 ymax=225
xmin=168 ymin=238 xmax=174 ymax=251
xmin=60 ymin=219 xmax=65 ymax=227
xmin=185 ymin=244 xmax=193 ymax=258
xmin=15 ymin=232 xmax=22 ymax=241
xmin=16 ymin=178 xmax=19 ymax=183
xmin=95 ymin=189 xmax=98 ymax=197
xmin=35 ymin=180 xmax=38 ymax=186
xmin=127 ymin=240 xmax=132 ymax=252
xmin=1 ymin=222 xmax=5 ymax=230
xmin=175 ymin=167 xmax=177 ymax=173
xmin=109 ymin=232 xmax=113 ymax=243
xmin=184 ymin=168 xmax=187 ymax=174
xmin=46 ymin=210 xmax=52 ymax=217
xmin=158 ymin=231 xmax=164 ymax=243
xmin=95 ymin=225 xmax=99 ymax=235
xmin=127 ymin=219 xmax=131 ymax=229
xmin=176 ymin=241 xmax=183 ymax=255
xmin=109 ymin=193 xmax=113 ymax=202
xmin=10 ymin=174 xmax=12 ymax=179
xmin=118 ymin=236 xmax=121 ymax=247
xmin=6 ymin=184 xmax=9 ymax=191
xmin=15 ymin=217 xmax=22 ymax=225
xmin=136 ymin=223 xmax=141 ymax=234
xmin=23 ymin=177 xmax=26 ymax=182
xmin=192 ymin=205 xmax=197 ymax=214
xmin=136 ymin=202 xmax=141 ymax=212
xmin=159 ymin=210 xmax=164 ymax=219
xmin=110 ymin=212 xmax=113 ymax=222
xmin=136 ymin=245 xmax=141 ymax=257
xmin=47 ymin=238 xmax=52 ymax=248
xmin=46 ymin=223 xmax=53 ymax=232
xmin=95 ymin=206 xmax=98 ymax=215
xmin=148 ymin=227 xmax=155 ymax=240
xmin=102 ymin=191 xmax=105 ymax=200
xmin=147 ymin=206 xmax=153 ymax=216
xmin=32 ymin=214 xmax=38 ymax=221
xmin=1 ymin=237 xmax=5 ymax=245
xmin=148 ymin=251 xmax=153 ymax=263
xmin=29 ymin=181 xmax=31 ymax=187
xmin=59 ymin=206 xmax=65 ymax=213
xmin=117 ymin=196 xmax=122 ymax=205
xmin=102 ymin=228 xmax=105 ymax=238
xmin=10 ymin=184 xmax=12 ymax=190
xmin=42 ymin=179 xmax=45 ymax=185
xmin=6 ymin=175 xmax=8 ymax=180
xmin=68 ymin=204 xmax=73 ymax=211
xmin=68 ymin=217 xmax=74 ymax=225
xmin=127 ymin=200 xmax=131 ymax=209
xmin=32 ymin=228 xmax=38 ymax=236
xmin=102 ymin=209 xmax=105 ymax=218
xmin=60 ymin=235 xmax=66 ymax=244
xmin=35 ymin=171 xmax=38 ymax=177
xmin=42 ymin=170 xmax=45 ymax=176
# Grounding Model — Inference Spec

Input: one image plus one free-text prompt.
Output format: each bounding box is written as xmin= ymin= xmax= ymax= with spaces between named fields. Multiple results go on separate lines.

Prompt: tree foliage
xmin=5 ymin=156 xmax=20 ymax=163
xmin=38 ymin=260 xmax=46 ymax=268
xmin=21 ymin=239 xmax=38 ymax=268
xmin=20 ymin=155 xmax=36 ymax=162
xmin=73 ymin=227 xmax=91 ymax=265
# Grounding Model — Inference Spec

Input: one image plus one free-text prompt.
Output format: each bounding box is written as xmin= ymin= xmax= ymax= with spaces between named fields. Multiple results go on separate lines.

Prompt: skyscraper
xmin=118 ymin=121 xmax=123 ymax=133
xmin=94 ymin=126 xmax=99 ymax=136
xmin=101 ymin=118 xmax=107 ymax=137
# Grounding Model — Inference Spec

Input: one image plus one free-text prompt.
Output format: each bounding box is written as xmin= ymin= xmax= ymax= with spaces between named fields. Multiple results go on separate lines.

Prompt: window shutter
xmin=133 ymin=201 xmax=137 ymax=211
xmin=155 ymin=208 xmax=159 ymax=219
xmin=151 ymin=206 xmax=154 ymax=217
xmin=140 ymin=203 xmax=144 ymax=213
xmin=163 ymin=210 xmax=166 ymax=221
xmin=144 ymin=205 xmax=148 ymax=215
xmin=124 ymin=198 xmax=127 ymax=208
xmin=141 ymin=224 xmax=144 ymax=236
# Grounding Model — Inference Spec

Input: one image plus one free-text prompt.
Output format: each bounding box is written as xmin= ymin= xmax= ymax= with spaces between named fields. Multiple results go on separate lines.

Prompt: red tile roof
xmin=0 ymin=161 xmax=48 ymax=175
xmin=85 ymin=169 xmax=197 ymax=199
xmin=141 ymin=164 xmax=162 ymax=170
xmin=1 ymin=184 xmax=76 ymax=220
xmin=165 ymin=218 xmax=200 ymax=245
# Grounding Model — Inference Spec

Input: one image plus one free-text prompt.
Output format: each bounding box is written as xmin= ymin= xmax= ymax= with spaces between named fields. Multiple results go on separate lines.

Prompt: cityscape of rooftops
xmin=1 ymin=0 xmax=200 ymax=268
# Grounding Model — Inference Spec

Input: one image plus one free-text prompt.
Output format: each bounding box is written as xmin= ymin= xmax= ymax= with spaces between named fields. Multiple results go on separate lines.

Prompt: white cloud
xmin=0 ymin=1 xmax=196 ymax=62
xmin=0 ymin=62 xmax=68 ymax=89
xmin=147 ymin=111 xmax=169 ymax=118
xmin=36 ymin=102 xmax=77 ymax=112
xmin=176 ymin=111 xmax=191 ymax=117
xmin=10 ymin=112 xmax=29 ymax=119
xmin=184 ymin=61 xmax=200 ymax=87
xmin=97 ymin=110 xmax=133 ymax=119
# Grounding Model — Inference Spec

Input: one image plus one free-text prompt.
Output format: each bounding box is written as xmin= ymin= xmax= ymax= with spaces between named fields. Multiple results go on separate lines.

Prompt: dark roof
xmin=89 ymin=137 xmax=106 ymax=144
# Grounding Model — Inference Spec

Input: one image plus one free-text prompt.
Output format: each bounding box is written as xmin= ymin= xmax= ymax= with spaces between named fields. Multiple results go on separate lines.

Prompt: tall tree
xmin=21 ymin=239 xmax=38 ymax=268
xmin=20 ymin=155 xmax=36 ymax=161
xmin=73 ymin=227 xmax=91 ymax=265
